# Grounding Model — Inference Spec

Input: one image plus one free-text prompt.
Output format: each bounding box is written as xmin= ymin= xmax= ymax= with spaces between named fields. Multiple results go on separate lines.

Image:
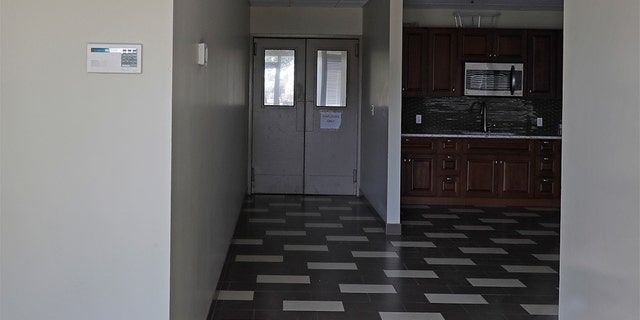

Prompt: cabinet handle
xmin=447 ymin=155 xmax=452 ymax=159
xmin=445 ymin=177 xmax=453 ymax=181
xmin=452 ymin=85 xmax=455 ymax=93
xmin=543 ymin=157 xmax=551 ymax=161
xmin=542 ymin=179 xmax=550 ymax=182
xmin=542 ymin=141 xmax=550 ymax=144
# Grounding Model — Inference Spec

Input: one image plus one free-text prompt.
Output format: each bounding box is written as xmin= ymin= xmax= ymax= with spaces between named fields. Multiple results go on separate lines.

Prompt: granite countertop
xmin=402 ymin=133 xmax=562 ymax=140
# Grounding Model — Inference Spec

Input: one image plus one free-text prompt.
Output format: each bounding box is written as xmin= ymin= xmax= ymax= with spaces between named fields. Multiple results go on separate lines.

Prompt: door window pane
xmin=316 ymin=50 xmax=347 ymax=107
xmin=264 ymin=50 xmax=295 ymax=106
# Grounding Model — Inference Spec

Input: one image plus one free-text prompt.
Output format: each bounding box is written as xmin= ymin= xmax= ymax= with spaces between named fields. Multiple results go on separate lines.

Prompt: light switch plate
xmin=416 ymin=114 xmax=422 ymax=124
xmin=536 ymin=117 xmax=543 ymax=127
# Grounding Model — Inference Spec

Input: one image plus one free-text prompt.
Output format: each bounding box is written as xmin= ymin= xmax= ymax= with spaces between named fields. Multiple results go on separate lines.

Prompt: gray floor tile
xmin=215 ymin=290 xmax=255 ymax=301
xmin=424 ymin=232 xmax=468 ymax=239
xmin=266 ymin=230 xmax=307 ymax=236
xmin=318 ymin=206 xmax=352 ymax=211
xmin=302 ymin=197 xmax=332 ymax=202
xmin=502 ymin=265 xmax=557 ymax=273
xmin=232 ymin=239 xmax=263 ymax=245
xmin=533 ymin=253 xmax=560 ymax=261
xmin=307 ymin=262 xmax=358 ymax=270
xmin=467 ymin=278 xmax=526 ymax=288
xmin=422 ymin=214 xmax=459 ymax=219
xmin=339 ymin=216 xmax=377 ymax=221
xmin=526 ymin=207 xmax=559 ymax=212
xmin=379 ymin=312 xmax=445 ymax=320
xmin=503 ymin=212 xmax=540 ymax=217
xmin=391 ymin=241 xmax=436 ymax=248
xmin=540 ymin=222 xmax=561 ymax=228
xmin=402 ymin=220 xmax=433 ymax=226
xmin=242 ymin=208 xmax=269 ymax=213
xmin=384 ymin=270 xmax=438 ymax=278
xmin=517 ymin=230 xmax=559 ymax=236
xmin=284 ymin=244 xmax=329 ymax=252
xmin=339 ymin=284 xmax=397 ymax=293
xmin=269 ymin=203 xmax=302 ymax=207
xmin=521 ymin=304 xmax=559 ymax=315
xmin=454 ymin=225 xmax=495 ymax=231
xmin=424 ymin=258 xmax=475 ymax=265
xmin=449 ymin=208 xmax=484 ymax=213
xmin=363 ymin=227 xmax=385 ymax=233
xmin=479 ymin=218 xmax=518 ymax=224
xmin=459 ymin=247 xmax=508 ymax=254
xmin=249 ymin=218 xmax=286 ymax=224
xmin=286 ymin=212 xmax=321 ymax=217
xmin=235 ymin=255 xmax=283 ymax=263
xmin=257 ymin=275 xmax=311 ymax=284
xmin=283 ymin=300 xmax=344 ymax=312
xmin=305 ymin=222 xmax=344 ymax=228
xmin=491 ymin=238 xmax=537 ymax=245
xmin=425 ymin=293 xmax=488 ymax=304
xmin=352 ymin=251 xmax=399 ymax=258
xmin=326 ymin=235 xmax=369 ymax=242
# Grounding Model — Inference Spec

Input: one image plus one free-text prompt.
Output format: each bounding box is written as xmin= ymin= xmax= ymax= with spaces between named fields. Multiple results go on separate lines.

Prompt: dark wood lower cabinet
xmin=402 ymin=137 xmax=560 ymax=206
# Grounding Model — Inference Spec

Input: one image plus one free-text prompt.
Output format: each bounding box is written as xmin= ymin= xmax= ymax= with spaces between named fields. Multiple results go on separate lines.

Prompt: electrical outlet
xmin=536 ymin=117 xmax=543 ymax=127
xmin=416 ymin=114 xmax=422 ymax=124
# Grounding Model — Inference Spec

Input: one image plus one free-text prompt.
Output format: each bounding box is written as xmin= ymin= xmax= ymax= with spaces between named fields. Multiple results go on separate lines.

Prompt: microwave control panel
xmin=87 ymin=44 xmax=142 ymax=74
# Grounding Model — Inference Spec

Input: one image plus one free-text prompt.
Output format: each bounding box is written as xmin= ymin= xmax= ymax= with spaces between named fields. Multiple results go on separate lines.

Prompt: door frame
xmin=247 ymin=35 xmax=363 ymax=195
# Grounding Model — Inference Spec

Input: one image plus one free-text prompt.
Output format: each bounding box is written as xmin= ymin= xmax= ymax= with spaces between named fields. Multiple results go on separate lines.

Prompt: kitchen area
xmin=400 ymin=24 xmax=563 ymax=207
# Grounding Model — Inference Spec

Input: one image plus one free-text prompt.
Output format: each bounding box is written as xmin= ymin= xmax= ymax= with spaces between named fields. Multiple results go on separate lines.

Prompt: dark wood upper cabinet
xmin=427 ymin=28 xmax=460 ymax=96
xmin=402 ymin=28 xmax=428 ymax=97
xmin=526 ymin=30 xmax=559 ymax=97
xmin=459 ymin=29 xmax=526 ymax=62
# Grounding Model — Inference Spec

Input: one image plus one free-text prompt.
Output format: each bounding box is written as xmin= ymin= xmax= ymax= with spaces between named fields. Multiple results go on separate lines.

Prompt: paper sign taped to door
xmin=320 ymin=111 xmax=342 ymax=129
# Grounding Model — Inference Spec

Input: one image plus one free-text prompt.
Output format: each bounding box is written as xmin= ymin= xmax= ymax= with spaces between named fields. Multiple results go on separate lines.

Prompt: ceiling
xmin=249 ymin=0 xmax=564 ymax=10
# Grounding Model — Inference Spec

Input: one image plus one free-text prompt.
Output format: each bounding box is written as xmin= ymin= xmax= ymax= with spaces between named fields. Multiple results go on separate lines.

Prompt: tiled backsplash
xmin=402 ymin=96 xmax=562 ymax=136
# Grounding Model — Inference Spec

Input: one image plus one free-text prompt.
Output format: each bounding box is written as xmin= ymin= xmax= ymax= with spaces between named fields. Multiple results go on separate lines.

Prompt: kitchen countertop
xmin=402 ymin=133 xmax=562 ymax=140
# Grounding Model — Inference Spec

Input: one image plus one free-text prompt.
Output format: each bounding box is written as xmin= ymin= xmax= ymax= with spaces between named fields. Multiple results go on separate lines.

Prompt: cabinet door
xmin=402 ymin=28 xmax=427 ymax=97
xmin=459 ymin=29 xmax=491 ymax=61
xmin=406 ymin=153 xmax=436 ymax=196
xmin=463 ymin=155 xmax=497 ymax=197
xmin=427 ymin=29 xmax=459 ymax=96
xmin=494 ymin=30 xmax=526 ymax=62
xmin=499 ymin=155 xmax=533 ymax=198
xmin=526 ymin=30 xmax=558 ymax=97
xmin=401 ymin=153 xmax=410 ymax=196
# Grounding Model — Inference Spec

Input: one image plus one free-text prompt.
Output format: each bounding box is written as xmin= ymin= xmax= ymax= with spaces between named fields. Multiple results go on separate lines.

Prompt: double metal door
xmin=252 ymin=38 xmax=359 ymax=195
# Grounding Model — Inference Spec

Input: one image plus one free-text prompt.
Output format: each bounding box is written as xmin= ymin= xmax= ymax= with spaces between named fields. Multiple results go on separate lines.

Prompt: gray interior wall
xmin=170 ymin=0 xmax=249 ymax=319
xmin=0 ymin=0 xmax=174 ymax=319
xmin=250 ymin=7 xmax=363 ymax=35
xmin=560 ymin=0 xmax=640 ymax=319
xmin=361 ymin=0 xmax=402 ymax=226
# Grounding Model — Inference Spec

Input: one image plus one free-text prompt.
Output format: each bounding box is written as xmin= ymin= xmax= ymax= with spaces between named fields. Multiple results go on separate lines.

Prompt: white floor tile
xmin=339 ymin=284 xmax=397 ymax=293
xmin=379 ymin=312 xmax=444 ymax=320
xmin=502 ymin=265 xmax=557 ymax=273
xmin=521 ymin=304 xmax=558 ymax=315
xmin=284 ymin=244 xmax=329 ymax=252
xmin=283 ymin=300 xmax=344 ymax=312
xmin=215 ymin=290 xmax=255 ymax=301
xmin=352 ymin=251 xmax=399 ymax=258
xmin=391 ymin=241 xmax=436 ymax=248
xmin=425 ymin=293 xmax=488 ymax=304
xmin=235 ymin=255 xmax=283 ymax=263
xmin=384 ymin=270 xmax=438 ymax=278
xmin=459 ymin=247 xmax=508 ymax=254
xmin=307 ymin=262 xmax=358 ymax=270
xmin=257 ymin=275 xmax=311 ymax=284
xmin=467 ymin=278 xmax=526 ymax=287
xmin=424 ymin=258 xmax=475 ymax=265
xmin=424 ymin=232 xmax=468 ymax=239
xmin=533 ymin=254 xmax=560 ymax=261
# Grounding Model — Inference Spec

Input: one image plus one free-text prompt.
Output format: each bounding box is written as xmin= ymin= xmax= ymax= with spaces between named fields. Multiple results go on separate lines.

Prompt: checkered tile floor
xmin=211 ymin=195 xmax=559 ymax=320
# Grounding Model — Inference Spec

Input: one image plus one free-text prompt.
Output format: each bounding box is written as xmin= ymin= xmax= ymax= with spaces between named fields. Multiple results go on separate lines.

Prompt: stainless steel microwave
xmin=464 ymin=62 xmax=524 ymax=97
